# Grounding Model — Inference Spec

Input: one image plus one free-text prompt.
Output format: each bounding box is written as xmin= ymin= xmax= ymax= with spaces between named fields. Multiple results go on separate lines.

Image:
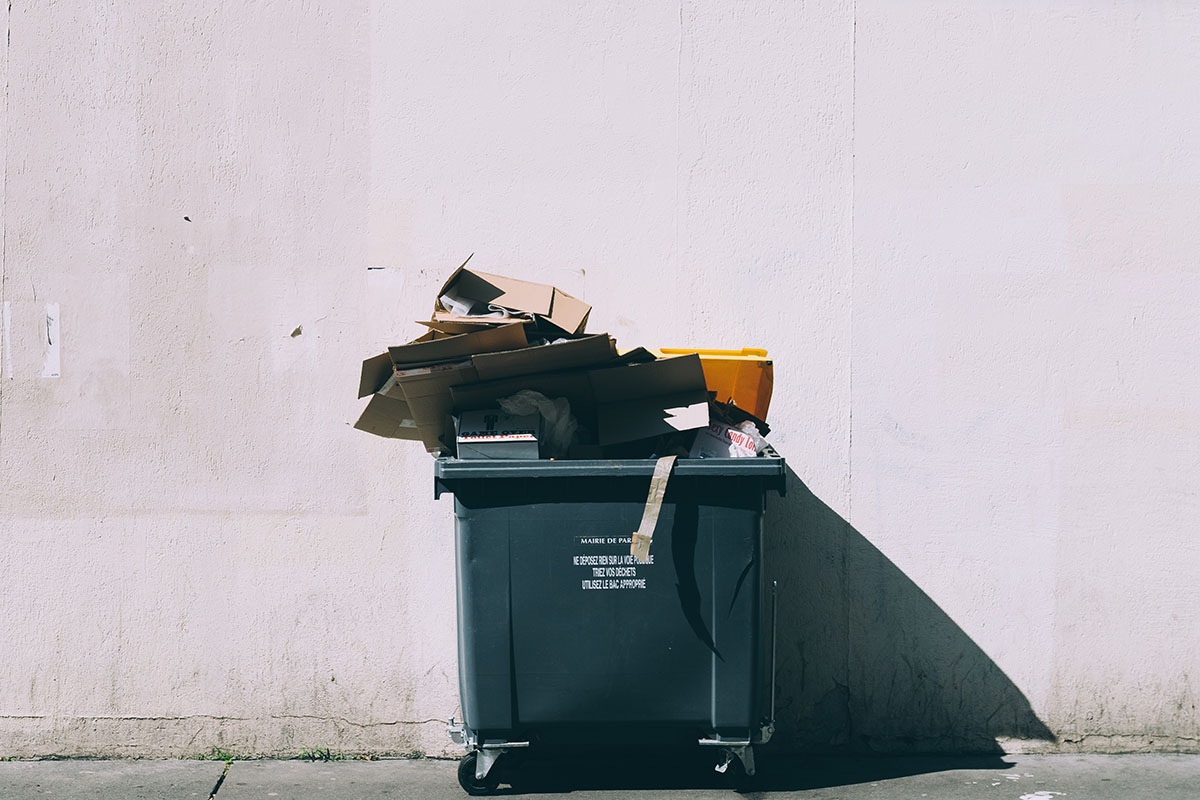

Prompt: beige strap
xmin=630 ymin=455 xmax=677 ymax=563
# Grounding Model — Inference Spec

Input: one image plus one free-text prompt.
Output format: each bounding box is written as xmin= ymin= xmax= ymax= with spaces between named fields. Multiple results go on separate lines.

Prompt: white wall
xmin=0 ymin=0 xmax=1196 ymax=757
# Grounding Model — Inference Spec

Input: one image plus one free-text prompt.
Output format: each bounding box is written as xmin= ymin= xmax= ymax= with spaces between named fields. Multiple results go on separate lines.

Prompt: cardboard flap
xmin=470 ymin=334 xmax=617 ymax=382
xmin=392 ymin=361 xmax=480 ymax=456
xmin=613 ymin=346 xmax=657 ymax=365
xmin=594 ymin=390 xmax=709 ymax=445
xmin=353 ymin=394 xmax=423 ymax=441
xmin=376 ymin=373 xmax=407 ymax=400
xmin=587 ymin=355 xmax=709 ymax=445
xmin=546 ymin=289 xmax=591 ymax=335
xmin=432 ymin=254 xmax=477 ymax=301
xmin=589 ymin=353 xmax=706 ymax=402
xmin=358 ymin=352 xmax=394 ymax=398
xmin=387 ymin=321 xmax=527 ymax=367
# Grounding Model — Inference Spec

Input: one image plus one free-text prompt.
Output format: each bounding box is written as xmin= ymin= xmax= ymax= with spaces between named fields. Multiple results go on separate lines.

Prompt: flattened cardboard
xmin=614 ymin=346 xmax=657 ymax=364
xmin=387 ymin=321 xmax=526 ymax=367
xmin=589 ymin=352 xmax=705 ymax=402
xmin=589 ymin=354 xmax=709 ymax=445
xmin=358 ymin=352 xmax=395 ymax=399
xmin=353 ymin=393 xmax=422 ymax=441
xmin=393 ymin=361 xmax=480 ymax=453
xmin=470 ymin=333 xmax=615 ymax=382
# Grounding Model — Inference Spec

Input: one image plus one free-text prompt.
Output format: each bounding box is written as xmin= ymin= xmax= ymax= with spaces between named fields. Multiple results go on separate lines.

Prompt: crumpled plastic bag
xmin=735 ymin=420 xmax=769 ymax=454
xmin=497 ymin=390 xmax=578 ymax=459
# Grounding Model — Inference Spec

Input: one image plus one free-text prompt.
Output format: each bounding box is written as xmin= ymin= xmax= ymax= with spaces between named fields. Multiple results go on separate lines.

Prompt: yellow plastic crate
xmin=653 ymin=348 xmax=774 ymax=422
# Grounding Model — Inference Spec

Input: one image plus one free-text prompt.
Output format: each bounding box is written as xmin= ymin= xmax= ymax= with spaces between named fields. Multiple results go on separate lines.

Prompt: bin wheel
xmin=457 ymin=752 xmax=500 ymax=796
xmin=719 ymin=749 xmax=754 ymax=792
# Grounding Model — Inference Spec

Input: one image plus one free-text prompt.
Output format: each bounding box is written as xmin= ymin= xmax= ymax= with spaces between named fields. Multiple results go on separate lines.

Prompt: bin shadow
xmin=487 ymin=464 xmax=1052 ymax=795
xmin=493 ymin=750 xmax=1019 ymax=794
xmin=761 ymin=465 xmax=1056 ymax=759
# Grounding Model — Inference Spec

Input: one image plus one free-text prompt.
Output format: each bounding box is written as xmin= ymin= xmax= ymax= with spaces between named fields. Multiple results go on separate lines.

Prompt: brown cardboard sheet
xmin=471 ymin=334 xmax=616 ymax=382
xmin=589 ymin=354 xmax=710 ymax=445
xmin=353 ymin=393 xmax=422 ymax=441
xmin=387 ymin=321 xmax=527 ymax=368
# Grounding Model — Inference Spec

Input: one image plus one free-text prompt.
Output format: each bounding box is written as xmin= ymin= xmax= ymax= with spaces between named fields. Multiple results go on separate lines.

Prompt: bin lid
xmin=434 ymin=456 xmax=787 ymax=497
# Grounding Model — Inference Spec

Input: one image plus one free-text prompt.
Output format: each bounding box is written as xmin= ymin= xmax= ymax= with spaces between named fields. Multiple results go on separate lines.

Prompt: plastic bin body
xmin=434 ymin=457 xmax=786 ymax=743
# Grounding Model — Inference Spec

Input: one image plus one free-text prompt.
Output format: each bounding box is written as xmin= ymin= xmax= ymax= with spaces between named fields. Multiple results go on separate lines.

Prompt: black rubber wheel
xmin=457 ymin=752 xmax=501 ymax=796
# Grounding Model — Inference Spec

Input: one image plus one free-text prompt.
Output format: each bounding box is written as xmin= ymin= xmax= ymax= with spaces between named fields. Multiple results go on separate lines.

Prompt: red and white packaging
xmin=689 ymin=421 xmax=761 ymax=459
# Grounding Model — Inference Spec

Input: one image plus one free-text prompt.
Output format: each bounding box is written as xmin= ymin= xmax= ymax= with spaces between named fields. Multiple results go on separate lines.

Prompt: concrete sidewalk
xmin=0 ymin=753 xmax=1197 ymax=799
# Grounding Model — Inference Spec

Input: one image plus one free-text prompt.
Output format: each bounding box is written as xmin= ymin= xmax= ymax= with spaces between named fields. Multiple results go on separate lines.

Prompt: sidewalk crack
xmin=206 ymin=761 xmax=231 ymax=800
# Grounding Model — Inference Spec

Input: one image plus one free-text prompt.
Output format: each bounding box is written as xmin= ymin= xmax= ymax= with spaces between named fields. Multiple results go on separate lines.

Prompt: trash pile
xmin=355 ymin=256 xmax=774 ymax=460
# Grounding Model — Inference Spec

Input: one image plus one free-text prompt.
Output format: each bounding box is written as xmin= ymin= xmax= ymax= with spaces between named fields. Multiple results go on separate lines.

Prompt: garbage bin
xmin=435 ymin=455 xmax=787 ymax=794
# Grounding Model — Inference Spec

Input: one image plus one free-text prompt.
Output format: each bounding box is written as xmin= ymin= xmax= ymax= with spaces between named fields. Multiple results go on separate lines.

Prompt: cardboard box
xmin=434 ymin=256 xmax=591 ymax=335
xmin=455 ymin=409 xmax=542 ymax=459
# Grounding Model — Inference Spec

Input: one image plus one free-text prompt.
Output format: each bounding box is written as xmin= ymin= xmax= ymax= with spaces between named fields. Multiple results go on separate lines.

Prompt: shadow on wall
xmin=764 ymin=465 xmax=1055 ymax=754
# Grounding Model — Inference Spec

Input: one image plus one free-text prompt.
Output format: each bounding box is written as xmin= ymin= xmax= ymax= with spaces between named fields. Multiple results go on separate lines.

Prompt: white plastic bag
xmin=497 ymin=390 xmax=578 ymax=459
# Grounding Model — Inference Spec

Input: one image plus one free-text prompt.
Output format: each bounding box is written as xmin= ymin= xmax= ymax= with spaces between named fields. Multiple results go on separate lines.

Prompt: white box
xmin=455 ymin=409 xmax=542 ymax=459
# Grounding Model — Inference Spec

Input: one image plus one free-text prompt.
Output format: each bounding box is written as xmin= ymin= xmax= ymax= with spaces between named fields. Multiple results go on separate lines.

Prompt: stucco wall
xmin=1 ymin=1 xmax=1197 ymax=757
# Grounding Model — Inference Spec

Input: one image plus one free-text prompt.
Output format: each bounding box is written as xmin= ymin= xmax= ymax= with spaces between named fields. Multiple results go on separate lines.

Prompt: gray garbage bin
xmin=435 ymin=456 xmax=786 ymax=794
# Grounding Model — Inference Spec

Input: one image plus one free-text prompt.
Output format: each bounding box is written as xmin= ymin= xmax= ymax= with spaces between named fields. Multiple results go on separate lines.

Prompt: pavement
xmin=0 ymin=753 xmax=1197 ymax=799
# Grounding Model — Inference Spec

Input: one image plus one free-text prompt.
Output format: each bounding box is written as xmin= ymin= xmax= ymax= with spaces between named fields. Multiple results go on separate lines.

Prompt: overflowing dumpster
xmin=436 ymin=455 xmax=786 ymax=794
